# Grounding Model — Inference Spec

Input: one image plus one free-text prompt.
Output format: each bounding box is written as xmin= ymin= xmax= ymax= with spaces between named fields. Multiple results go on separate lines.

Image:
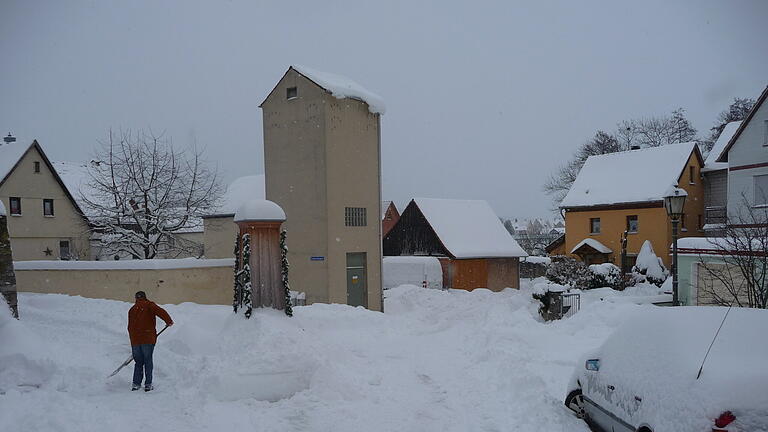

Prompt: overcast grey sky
xmin=2 ymin=1 xmax=766 ymax=219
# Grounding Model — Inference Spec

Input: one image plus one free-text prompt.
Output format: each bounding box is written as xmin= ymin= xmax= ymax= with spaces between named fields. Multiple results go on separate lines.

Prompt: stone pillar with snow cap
xmin=234 ymin=199 xmax=286 ymax=311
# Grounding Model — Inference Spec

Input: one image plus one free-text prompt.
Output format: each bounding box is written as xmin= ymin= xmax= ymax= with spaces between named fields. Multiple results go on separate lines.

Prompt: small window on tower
xmin=287 ymin=87 xmax=298 ymax=100
xmin=34 ymin=161 xmax=40 ymax=173
xmin=345 ymin=207 xmax=367 ymax=226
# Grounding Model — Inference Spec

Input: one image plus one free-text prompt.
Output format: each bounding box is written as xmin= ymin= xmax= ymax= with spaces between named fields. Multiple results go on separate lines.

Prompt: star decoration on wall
xmin=44 ymin=247 xmax=53 ymax=256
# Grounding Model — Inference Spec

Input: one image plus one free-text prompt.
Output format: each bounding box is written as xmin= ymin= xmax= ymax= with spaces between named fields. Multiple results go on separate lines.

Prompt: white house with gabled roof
xmin=713 ymin=85 xmax=768 ymax=225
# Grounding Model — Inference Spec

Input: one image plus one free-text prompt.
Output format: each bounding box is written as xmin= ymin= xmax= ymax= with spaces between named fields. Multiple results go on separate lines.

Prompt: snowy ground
xmin=1 ymin=281 xmax=657 ymax=432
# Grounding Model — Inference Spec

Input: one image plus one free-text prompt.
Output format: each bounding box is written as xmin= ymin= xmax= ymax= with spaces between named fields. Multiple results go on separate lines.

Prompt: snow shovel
xmin=107 ymin=325 xmax=169 ymax=378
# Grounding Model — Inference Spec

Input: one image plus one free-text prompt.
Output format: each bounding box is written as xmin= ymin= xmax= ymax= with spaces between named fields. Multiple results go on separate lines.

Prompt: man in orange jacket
xmin=128 ymin=291 xmax=173 ymax=392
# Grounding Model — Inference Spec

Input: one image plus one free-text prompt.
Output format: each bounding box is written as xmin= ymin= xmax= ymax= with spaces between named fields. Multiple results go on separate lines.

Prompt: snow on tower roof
xmin=291 ymin=65 xmax=386 ymax=115
xmin=560 ymin=142 xmax=700 ymax=209
xmin=413 ymin=198 xmax=527 ymax=259
xmin=570 ymin=238 xmax=612 ymax=254
xmin=702 ymin=121 xmax=742 ymax=172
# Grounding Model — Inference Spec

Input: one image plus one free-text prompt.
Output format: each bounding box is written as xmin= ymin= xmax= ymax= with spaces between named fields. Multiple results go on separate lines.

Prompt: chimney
xmin=630 ymin=145 xmax=641 ymax=150
xmin=3 ymin=133 xmax=16 ymax=145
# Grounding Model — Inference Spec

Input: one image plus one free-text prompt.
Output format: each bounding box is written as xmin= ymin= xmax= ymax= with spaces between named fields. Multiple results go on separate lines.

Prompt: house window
xmin=589 ymin=218 xmax=601 ymax=234
xmin=755 ymin=175 xmax=768 ymax=206
xmin=626 ymin=215 xmax=638 ymax=233
xmin=59 ymin=240 xmax=71 ymax=260
xmin=43 ymin=199 xmax=54 ymax=216
xmin=764 ymin=120 xmax=768 ymax=146
xmin=345 ymin=207 xmax=367 ymax=226
xmin=681 ymin=213 xmax=687 ymax=230
xmin=34 ymin=161 xmax=40 ymax=173
xmin=286 ymin=86 xmax=297 ymax=100
xmin=689 ymin=166 xmax=696 ymax=184
xmin=9 ymin=197 xmax=21 ymax=215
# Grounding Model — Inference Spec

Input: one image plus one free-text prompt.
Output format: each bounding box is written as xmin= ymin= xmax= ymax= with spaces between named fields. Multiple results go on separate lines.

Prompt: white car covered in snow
xmin=564 ymin=307 xmax=768 ymax=432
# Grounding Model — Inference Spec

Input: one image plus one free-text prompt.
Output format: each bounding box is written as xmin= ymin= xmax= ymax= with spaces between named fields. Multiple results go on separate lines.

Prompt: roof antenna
xmin=696 ymin=305 xmax=733 ymax=379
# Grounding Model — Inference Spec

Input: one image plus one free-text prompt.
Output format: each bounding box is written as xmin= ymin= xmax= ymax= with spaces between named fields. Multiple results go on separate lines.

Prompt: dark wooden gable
xmin=382 ymin=200 xmax=452 ymax=258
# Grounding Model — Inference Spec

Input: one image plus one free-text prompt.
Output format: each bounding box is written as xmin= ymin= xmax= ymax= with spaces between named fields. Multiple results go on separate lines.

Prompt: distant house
xmin=560 ymin=142 xmax=705 ymax=268
xmin=0 ymin=138 xmax=91 ymax=261
xmin=381 ymin=201 xmax=400 ymax=237
xmin=202 ymin=175 xmax=265 ymax=258
xmin=545 ymin=234 xmax=565 ymax=256
xmin=700 ymin=120 xmax=742 ymax=234
xmin=383 ymin=198 xmax=527 ymax=291
xmin=714 ymin=85 xmax=768 ymax=224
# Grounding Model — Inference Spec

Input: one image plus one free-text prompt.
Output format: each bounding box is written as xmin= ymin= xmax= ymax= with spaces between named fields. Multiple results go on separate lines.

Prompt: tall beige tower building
xmin=260 ymin=66 xmax=384 ymax=311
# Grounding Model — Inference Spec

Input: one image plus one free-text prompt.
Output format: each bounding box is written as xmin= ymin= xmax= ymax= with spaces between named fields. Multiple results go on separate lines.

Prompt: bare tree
xmin=544 ymin=130 xmax=620 ymax=207
xmin=81 ymin=129 xmax=223 ymax=259
xmin=697 ymin=194 xmax=768 ymax=309
xmin=700 ymin=97 xmax=756 ymax=153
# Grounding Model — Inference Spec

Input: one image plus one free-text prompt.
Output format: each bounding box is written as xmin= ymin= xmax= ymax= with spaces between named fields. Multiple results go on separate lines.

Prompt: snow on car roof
xmin=292 ymin=65 xmax=386 ymax=115
xmin=560 ymin=142 xmax=698 ymax=208
xmin=592 ymin=306 xmax=768 ymax=428
xmin=413 ymin=198 xmax=527 ymax=259
xmin=702 ymin=121 xmax=741 ymax=172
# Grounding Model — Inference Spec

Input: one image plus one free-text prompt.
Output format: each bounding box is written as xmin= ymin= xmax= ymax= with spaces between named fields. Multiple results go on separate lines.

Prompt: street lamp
xmin=664 ymin=186 xmax=687 ymax=306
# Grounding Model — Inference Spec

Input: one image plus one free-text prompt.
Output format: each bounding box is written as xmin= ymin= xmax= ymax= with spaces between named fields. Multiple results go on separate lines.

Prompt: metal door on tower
xmin=346 ymin=252 xmax=367 ymax=308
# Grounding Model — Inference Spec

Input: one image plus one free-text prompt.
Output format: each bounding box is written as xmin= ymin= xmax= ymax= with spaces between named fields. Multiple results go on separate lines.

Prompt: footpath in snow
xmin=1 ymin=282 xmax=650 ymax=432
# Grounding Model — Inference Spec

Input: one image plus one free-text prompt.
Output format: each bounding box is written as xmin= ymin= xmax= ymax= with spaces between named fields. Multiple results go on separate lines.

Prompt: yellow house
xmin=560 ymin=142 xmax=705 ymax=269
xmin=0 ymin=139 xmax=91 ymax=260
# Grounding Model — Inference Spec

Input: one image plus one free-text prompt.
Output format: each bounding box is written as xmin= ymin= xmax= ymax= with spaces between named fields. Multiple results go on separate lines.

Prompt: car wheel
xmin=565 ymin=389 xmax=586 ymax=419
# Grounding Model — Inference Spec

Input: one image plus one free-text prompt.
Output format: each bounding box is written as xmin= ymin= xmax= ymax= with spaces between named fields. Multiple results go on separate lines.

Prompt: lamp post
xmin=664 ymin=186 xmax=687 ymax=306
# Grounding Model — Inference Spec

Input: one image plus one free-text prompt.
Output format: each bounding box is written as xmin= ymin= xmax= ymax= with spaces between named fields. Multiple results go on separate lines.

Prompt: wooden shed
xmin=383 ymin=198 xmax=528 ymax=291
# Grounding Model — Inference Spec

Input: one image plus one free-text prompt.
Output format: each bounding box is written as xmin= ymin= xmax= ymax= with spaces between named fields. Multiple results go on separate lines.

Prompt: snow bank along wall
xmin=13 ymin=259 xmax=234 ymax=305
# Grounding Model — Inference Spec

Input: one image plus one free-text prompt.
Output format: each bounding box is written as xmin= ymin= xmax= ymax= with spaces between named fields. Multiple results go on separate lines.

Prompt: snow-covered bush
xmin=632 ymin=240 xmax=668 ymax=286
xmin=588 ymin=263 xmax=623 ymax=290
xmin=545 ymin=257 xmax=592 ymax=288
xmin=531 ymin=282 xmax=568 ymax=321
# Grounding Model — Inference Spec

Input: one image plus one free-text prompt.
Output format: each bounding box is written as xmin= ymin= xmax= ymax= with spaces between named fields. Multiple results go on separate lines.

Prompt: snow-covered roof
xmin=570 ymin=238 xmax=612 ymax=254
xmin=0 ymin=141 xmax=32 ymax=184
xmin=702 ymin=121 xmax=742 ymax=172
xmin=413 ymin=198 xmax=527 ymax=259
xmin=560 ymin=142 xmax=699 ymax=208
xmin=234 ymin=199 xmax=286 ymax=222
xmin=291 ymin=65 xmax=386 ymax=115
xmin=51 ymin=161 xmax=100 ymax=212
xmin=214 ymin=175 xmax=266 ymax=216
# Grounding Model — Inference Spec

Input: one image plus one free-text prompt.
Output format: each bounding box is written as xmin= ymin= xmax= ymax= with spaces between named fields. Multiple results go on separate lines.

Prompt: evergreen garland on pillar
xmin=280 ymin=230 xmax=293 ymax=317
xmin=241 ymin=233 xmax=253 ymax=319
xmin=232 ymin=234 xmax=242 ymax=313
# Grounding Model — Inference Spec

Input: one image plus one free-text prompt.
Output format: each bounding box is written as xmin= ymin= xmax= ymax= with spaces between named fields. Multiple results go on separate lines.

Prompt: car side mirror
xmin=585 ymin=359 xmax=600 ymax=371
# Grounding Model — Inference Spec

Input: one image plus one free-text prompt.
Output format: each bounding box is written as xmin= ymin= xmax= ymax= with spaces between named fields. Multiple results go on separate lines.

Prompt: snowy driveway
xmin=1 ymin=285 xmax=644 ymax=432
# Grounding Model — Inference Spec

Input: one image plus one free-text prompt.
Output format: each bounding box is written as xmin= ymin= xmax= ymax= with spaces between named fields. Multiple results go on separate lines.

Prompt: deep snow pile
xmin=2 ymin=285 xmax=649 ymax=432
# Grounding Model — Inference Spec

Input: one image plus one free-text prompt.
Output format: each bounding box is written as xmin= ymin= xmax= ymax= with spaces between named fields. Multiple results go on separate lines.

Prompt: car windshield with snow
xmin=564 ymin=306 xmax=768 ymax=432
